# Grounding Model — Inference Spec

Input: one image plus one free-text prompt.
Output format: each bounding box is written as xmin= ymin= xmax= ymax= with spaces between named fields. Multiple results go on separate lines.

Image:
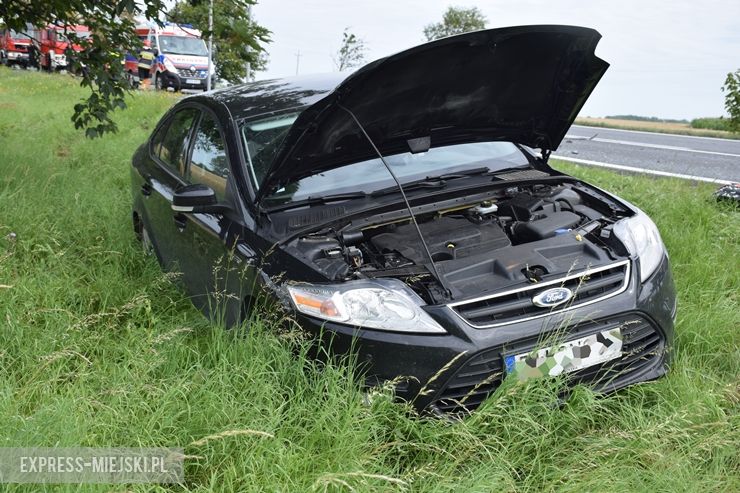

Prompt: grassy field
xmin=575 ymin=116 xmax=740 ymax=140
xmin=1 ymin=68 xmax=738 ymax=492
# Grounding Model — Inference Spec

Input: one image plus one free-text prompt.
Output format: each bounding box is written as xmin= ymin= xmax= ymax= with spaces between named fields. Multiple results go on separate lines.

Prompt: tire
xmin=155 ymin=73 xmax=163 ymax=91
xmin=126 ymin=70 xmax=138 ymax=89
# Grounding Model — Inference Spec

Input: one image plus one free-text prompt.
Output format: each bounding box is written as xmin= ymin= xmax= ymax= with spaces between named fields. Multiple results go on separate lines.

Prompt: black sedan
xmin=131 ymin=25 xmax=676 ymax=415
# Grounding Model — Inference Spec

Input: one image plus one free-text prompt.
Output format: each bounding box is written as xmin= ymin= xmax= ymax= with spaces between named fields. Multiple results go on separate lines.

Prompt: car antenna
xmin=338 ymin=104 xmax=453 ymax=299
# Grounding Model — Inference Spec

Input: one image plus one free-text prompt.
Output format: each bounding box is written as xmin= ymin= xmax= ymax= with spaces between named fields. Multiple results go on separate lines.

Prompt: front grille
xmin=431 ymin=315 xmax=664 ymax=415
xmin=448 ymin=260 xmax=630 ymax=328
xmin=176 ymin=67 xmax=205 ymax=78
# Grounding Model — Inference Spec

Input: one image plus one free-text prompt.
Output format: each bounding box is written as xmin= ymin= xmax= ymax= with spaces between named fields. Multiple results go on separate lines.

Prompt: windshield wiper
xmin=264 ymin=191 xmax=368 ymax=213
xmin=370 ymin=166 xmax=491 ymax=197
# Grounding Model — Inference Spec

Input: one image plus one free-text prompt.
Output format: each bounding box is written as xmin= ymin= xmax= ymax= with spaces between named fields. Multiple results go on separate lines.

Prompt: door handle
xmin=141 ymin=183 xmax=152 ymax=196
xmin=173 ymin=213 xmax=188 ymax=230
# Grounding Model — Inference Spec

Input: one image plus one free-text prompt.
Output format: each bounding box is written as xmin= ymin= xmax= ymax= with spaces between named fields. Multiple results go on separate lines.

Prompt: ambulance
xmin=136 ymin=22 xmax=212 ymax=91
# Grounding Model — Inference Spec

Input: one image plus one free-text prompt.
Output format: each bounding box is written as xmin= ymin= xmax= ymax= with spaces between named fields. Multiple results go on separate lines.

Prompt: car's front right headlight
xmin=613 ymin=208 xmax=667 ymax=282
xmin=286 ymin=278 xmax=446 ymax=334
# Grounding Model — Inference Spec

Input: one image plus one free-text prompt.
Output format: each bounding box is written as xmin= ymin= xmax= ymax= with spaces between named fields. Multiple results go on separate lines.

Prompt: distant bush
xmin=690 ymin=117 xmax=732 ymax=131
xmin=605 ymin=115 xmax=689 ymax=124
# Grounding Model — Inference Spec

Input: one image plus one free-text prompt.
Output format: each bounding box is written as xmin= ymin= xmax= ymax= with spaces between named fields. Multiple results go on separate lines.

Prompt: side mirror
xmin=172 ymin=184 xmax=229 ymax=214
xmin=152 ymin=49 xmax=159 ymax=57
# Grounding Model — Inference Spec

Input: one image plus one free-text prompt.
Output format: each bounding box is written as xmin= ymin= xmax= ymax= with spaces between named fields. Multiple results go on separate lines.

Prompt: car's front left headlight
xmin=613 ymin=208 xmax=667 ymax=282
xmin=163 ymin=57 xmax=177 ymax=73
xmin=286 ymin=279 xmax=446 ymax=334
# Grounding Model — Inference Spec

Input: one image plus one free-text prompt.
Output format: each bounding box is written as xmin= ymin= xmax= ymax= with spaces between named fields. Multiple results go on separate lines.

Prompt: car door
xmin=139 ymin=107 xmax=198 ymax=271
xmin=172 ymin=108 xmax=241 ymax=322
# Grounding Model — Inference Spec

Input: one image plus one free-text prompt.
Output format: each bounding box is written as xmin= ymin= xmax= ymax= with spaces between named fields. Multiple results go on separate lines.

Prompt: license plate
xmin=504 ymin=328 xmax=622 ymax=381
xmin=186 ymin=79 xmax=201 ymax=85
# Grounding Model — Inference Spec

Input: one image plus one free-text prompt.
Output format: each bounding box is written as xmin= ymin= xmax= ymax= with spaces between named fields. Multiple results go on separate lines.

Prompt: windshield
xmin=57 ymin=30 xmax=91 ymax=42
xmin=241 ymin=113 xmax=531 ymax=203
xmin=9 ymin=30 xmax=32 ymax=40
xmin=158 ymin=35 xmax=208 ymax=56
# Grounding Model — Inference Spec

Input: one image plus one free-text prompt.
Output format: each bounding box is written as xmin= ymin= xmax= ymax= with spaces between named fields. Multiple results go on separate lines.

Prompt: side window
xmin=187 ymin=113 xmax=229 ymax=201
xmin=156 ymin=108 xmax=197 ymax=175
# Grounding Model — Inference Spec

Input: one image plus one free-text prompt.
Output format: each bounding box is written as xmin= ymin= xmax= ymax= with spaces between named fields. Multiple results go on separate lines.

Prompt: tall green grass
xmin=691 ymin=117 xmax=735 ymax=132
xmin=0 ymin=68 xmax=738 ymax=492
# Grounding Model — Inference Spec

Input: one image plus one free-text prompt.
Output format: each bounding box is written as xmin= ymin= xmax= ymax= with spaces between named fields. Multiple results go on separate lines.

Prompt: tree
xmin=333 ymin=28 xmax=367 ymax=72
xmin=0 ymin=0 xmax=269 ymax=138
xmin=0 ymin=1 xmax=168 ymax=138
xmin=423 ymin=6 xmax=487 ymax=41
xmin=722 ymin=69 xmax=740 ymax=133
xmin=168 ymin=0 xmax=270 ymax=84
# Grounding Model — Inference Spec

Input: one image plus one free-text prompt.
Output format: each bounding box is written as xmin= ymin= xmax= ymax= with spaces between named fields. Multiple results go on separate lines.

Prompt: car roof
xmin=206 ymin=72 xmax=348 ymax=121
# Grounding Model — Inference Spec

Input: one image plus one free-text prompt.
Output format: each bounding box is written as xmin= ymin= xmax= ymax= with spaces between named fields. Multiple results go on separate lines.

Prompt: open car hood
xmin=257 ymin=25 xmax=608 ymax=201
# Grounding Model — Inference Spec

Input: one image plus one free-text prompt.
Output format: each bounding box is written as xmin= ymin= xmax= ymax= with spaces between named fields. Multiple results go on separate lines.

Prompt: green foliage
xmin=607 ymin=114 xmax=689 ymax=124
xmin=690 ymin=117 xmax=732 ymax=131
xmin=0 ymin=0 xmax=167 ymax=138
xmin=168 ymin=0 xmax=270 ymax=83
xmin=423 ymin=6 xmax=487 ymax=41
xmin=333 ymin=28 xmax=367 ymax=71
xmin=721 ymin=69 xmax=740 ymax=133
xmin=1 ymin=69 xmax=739 ymax=492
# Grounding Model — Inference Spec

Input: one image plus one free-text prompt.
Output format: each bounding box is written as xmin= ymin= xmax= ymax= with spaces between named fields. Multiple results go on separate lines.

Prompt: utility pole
xmin=245 ymin=3 xmax=252 ymax=81
xmin=295 ymin=49 xmax=301 ymax=76
xmin=207 ymin=0 xmax=213 ymax=91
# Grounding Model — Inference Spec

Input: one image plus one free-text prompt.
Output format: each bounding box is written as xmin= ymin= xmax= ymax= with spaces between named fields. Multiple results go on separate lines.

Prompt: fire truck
xmin=34 ymin=24 xmax=91 ymax=71
xmin=0 ymin=26 xmax=34 ymax=67
xmin=124 ymin=23 xmax=211 ymax=91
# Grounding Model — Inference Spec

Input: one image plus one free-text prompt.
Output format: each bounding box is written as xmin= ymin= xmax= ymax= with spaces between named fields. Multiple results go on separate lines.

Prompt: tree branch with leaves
xmin=423 ymin=6 xmax=487 ymax=41
xmin=333 ymin=28 xmax=367 ymax=72
xmin=722 ymin=69 xmax=740 ymax=133
xmin=0 ymin=0 xmax=270 ymax=138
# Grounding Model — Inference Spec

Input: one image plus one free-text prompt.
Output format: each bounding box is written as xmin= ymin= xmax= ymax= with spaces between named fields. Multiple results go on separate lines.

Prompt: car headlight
xmin=286 ymin=279 xmax=446 ymax=334
xmin=163 ymin=58 xmax=177 ymax=73
xmin=613 ymin=209 xmax=666 ymax=282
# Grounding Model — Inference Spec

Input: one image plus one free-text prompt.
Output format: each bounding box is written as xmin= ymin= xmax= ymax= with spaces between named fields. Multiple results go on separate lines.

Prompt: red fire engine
xmin=0 ymin=26 xmax=34 ymax=67
xmin=34 ymin=24 xmax=90 ymax=71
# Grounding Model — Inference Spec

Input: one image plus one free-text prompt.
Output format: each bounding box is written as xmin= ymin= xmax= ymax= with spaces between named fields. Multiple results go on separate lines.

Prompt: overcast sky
xmin=252 ymin=0 xmax=740 ymax=120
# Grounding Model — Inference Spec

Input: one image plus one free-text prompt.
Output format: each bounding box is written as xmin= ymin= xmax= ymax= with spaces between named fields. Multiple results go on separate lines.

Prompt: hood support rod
xmin=338 ymin=104 xmax=452 ymax=299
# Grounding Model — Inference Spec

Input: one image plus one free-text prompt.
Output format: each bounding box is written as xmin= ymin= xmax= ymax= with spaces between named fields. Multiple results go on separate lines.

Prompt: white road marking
xmin=551 ymin=155 xmax=734 ymax=185
xmin=564 ymin=134 xmax=740 ymax=158
xmin=571 ymin=124 xmax=740 ymax=143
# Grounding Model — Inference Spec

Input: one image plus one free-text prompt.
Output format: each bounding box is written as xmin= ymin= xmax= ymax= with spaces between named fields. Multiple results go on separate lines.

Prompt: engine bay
xmin=288 ymin=182 xmax=630 ymax=303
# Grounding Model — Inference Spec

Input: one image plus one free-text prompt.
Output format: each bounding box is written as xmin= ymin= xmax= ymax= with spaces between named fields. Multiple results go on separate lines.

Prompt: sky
xmin=251 ymin=0 xmax=740 ymax=120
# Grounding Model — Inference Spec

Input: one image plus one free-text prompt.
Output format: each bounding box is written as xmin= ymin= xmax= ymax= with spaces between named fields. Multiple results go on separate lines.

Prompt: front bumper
xmin=6 ymin=51 xmax=30 ymax=64
xmin=295 ymin=256 xmax=676 ymax=414
xmin=159 ymin=70 xmax=208 ymax=91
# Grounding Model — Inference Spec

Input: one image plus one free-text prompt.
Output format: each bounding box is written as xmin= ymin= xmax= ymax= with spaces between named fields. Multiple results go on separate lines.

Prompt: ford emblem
xmin=532 ymin=287 xmax=573 ymax=308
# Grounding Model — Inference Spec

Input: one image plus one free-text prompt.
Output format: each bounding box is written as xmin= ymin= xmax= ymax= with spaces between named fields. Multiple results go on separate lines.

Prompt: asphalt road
xmin=553 ymin=125 xmax=740 ymax=184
